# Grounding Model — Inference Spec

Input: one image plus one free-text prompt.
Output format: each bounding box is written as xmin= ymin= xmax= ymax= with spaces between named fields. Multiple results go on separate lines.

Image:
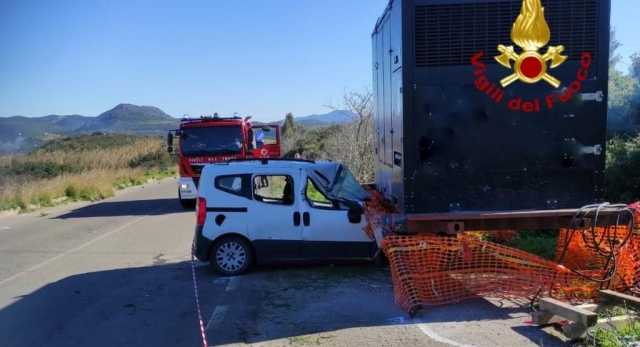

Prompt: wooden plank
xmin=407 ymin=216 xmax=575 ymax=233
xmin=408 ymin=209 xmax=580 ymax=221
xmin=576 ymin=303 xmax=599 ymax=312
xmin=539 ymin=298 xmax=598 ymax=328
xmin=405 ymin=208 xmax=622 ymax=232
xmin=532 ymin=304 xmax=599 ymax=325
xmin=599 ymin=290 xmax=640 ymax=311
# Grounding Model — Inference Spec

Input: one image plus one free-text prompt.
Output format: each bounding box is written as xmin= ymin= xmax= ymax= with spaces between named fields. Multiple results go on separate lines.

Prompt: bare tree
xmin=325 ymin=89 xmax=375 ymax=183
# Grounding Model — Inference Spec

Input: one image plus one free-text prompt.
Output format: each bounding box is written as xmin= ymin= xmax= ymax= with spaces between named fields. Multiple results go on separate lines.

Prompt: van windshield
xmin=326 ymin=165 xmax=369 ymax=202
xmin=181 ymin=126 xmax=243 ymax=156
xmin=309 ymin=163 xmax=369 ymax=202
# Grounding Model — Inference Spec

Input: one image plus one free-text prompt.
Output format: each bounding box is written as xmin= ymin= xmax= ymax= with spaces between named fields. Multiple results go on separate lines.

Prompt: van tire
xmin=210 ymin=236 xmax=253 ymax=276
xmin=178 ymin=191 xmax=195 ymax=209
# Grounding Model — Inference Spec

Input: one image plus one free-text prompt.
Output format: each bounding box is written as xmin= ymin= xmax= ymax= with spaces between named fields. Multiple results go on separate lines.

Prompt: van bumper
xmin=193 ymin=226 xmax=213 ymax=261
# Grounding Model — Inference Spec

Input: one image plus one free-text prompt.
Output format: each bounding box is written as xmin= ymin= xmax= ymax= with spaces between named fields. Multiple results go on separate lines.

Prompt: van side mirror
xmin=347 ymin=205 xmax=364 ymax=224
xmin=167 ymin=132 xmax=174 ymax=153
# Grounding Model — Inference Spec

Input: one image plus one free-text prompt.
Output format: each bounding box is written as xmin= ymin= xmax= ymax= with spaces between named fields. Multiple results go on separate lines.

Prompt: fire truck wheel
xmin=210 ymin=236 xmax=253 ymax=276
xmin=178 ymin=190 xmax=196 ymax=209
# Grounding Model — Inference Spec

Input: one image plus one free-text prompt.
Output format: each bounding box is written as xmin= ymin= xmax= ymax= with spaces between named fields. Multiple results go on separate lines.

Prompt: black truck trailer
xmin=372 ymin=0 xmax=610 ymax=217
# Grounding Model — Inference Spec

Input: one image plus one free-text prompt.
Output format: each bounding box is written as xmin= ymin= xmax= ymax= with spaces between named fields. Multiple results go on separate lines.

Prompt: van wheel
xmin=210 ymin=236 xmax=253 ymax=276
xmin=178 ymin=190 xmax=195 ymax=209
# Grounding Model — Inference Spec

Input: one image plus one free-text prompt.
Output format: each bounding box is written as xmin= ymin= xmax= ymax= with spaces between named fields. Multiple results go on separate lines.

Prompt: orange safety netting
xmin=362 ymin=189 xmax=397 ymax=240
xmin=365 ymin=195 xmax=640 ymax=314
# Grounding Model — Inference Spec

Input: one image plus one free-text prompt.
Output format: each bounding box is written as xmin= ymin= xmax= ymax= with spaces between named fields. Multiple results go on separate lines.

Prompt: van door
xmin=299 ymin=177 xmax=375 ymax=260
xmin=247 ymin=171 xmax=303 ymax=262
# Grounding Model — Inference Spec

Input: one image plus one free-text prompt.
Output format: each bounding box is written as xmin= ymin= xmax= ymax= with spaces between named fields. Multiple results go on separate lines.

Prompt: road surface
xmin=0 ymin=179 xmax=568 ymax=347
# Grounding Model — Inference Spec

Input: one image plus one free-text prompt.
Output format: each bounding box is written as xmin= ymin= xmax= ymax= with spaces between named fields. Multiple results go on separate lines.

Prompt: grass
xmin=484 ymin=230 xmax=559 ymax=260
xmin=582 ymin=306 xmax=640 ymax=347
xmin=506 ymin=230 xmax=559 ymax=260
xmin=287 ymin=334 xmax=336 ymax=346
xmin=605 ymin=135 xmax=640 ymax=203
xmin=0 ymin=134 xmax=175 ymax=212
xmin=587 ymin=321 xmax=640 ymax=347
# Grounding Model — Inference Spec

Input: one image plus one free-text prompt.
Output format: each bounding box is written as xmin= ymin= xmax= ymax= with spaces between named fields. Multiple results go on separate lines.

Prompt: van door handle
xmin=303 ymin=212 xmax=310 ymax=226
xmin=293 ymin=212 xmax=301 ymax=226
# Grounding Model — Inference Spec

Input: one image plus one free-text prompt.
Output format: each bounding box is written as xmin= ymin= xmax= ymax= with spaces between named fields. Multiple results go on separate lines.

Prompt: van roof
xmin=209 ymin=159 xmax=319 ymax=168
xmin=201 ymin=160 xmax=369 ymax=202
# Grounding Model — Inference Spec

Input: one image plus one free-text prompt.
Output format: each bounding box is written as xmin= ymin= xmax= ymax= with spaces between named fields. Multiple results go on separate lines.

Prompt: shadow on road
xmin=0 ymin=262 xmax=203 ymax=347
xmin=54 ymin=198 xmax=187 ymax=219
xmin=0 ymin=262 xmax=569 ymax=347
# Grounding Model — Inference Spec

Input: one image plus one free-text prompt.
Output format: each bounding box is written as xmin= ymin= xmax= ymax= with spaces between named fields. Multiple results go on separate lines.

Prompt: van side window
xmin=215 ymin=175 xmax=251 ymax=199
xmin=305 ymin=179 xmax=334 ymax=209
xmin=253 ymin=175 xmax=294 ymax=205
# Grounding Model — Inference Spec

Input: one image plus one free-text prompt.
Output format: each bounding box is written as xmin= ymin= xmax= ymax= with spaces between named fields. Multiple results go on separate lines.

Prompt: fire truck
xmin=167 ymin=115 xmax=281 ymax=208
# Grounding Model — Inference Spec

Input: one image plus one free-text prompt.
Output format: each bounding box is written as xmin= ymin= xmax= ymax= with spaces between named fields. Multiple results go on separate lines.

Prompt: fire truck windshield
xmin=180 ymin=126 xmax=243 ymax=156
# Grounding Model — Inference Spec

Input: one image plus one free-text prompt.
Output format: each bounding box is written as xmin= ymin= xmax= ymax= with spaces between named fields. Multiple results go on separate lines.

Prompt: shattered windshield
xmin=180 ymin=126 xmax=243 ymax=156
xmin=325 ymin=165 xmax=369 ymax=202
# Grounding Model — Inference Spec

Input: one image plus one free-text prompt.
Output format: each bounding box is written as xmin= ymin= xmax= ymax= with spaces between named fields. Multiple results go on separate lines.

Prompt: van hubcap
xmin=216 ymin=241 xmax=247 ymax=272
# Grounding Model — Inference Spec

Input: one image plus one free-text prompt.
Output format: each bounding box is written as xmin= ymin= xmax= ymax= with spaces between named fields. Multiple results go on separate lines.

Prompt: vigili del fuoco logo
xmin=471 ymin=0 xmax=593 ymax=113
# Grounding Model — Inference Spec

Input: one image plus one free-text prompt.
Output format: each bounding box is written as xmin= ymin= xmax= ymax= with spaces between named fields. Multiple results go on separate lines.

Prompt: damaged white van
xmin=192 ymin=159 xmax=377 ymax=275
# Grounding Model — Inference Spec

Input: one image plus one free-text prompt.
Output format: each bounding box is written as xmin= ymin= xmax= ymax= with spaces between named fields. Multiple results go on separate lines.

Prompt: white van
xmin=193 ymin=159 xmax=377 ymax=275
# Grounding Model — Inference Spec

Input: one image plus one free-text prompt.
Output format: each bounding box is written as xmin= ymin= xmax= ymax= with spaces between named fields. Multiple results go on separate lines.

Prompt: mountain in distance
xmin=0 ymin=114 xmax=91 ymax=153
xmin=79 ymin=104 xmax=178 ymax=134
xmin=0 ymin=104 xmax=179 ymax=153
xmin=0 ymin=105 xmax=354 ymax=154
xmin=292 ymin=110 xmax=355 ymax=128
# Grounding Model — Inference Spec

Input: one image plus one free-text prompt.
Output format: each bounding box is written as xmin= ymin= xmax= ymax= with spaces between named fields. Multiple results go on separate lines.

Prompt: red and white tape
xmin=190 ymin=242 xmax=209 ymax=347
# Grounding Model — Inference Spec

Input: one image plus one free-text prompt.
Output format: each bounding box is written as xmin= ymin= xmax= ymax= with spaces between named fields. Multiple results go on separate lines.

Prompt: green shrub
xmin=4 ymin=161 xmax=80 ymax=179
xmin=0 ymin=195 xmax=21 ymax=211
xmin=65 ymin=184 xmax=79 ymax=200
xmin=489 ymin=230 xmax=558 ymax=260
xmin=37 ymin=134 xmax=140 ymax=153
xmin=589 ymin=321 xmax=640 ymax=347
xmin=31 ymin=192 xmax=53 ymax=207
xmin=128 ymin=150 xmax=172 ymax=169
xmin=605 ymin=136 xmax=640 ymax=203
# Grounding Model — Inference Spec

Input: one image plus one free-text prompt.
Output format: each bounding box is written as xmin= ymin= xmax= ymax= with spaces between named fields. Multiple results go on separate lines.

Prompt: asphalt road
xmin=0 ymin=179 xmax=569 ymax=347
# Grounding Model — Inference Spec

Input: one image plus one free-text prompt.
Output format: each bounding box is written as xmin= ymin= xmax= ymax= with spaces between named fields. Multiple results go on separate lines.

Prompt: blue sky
xmin=0 ymin=0 xmax=637 ymax=121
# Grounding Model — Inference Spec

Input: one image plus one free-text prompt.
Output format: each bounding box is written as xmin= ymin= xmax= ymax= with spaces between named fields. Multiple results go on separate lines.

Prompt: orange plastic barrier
xmin=365 ymin=195 xmax=640 ymax=314
xmin=362 ymin=189 xmax=396 ymax=240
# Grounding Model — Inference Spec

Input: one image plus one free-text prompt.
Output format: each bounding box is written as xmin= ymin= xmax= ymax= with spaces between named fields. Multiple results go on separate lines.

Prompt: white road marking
xmin=225 ymin=277 xmax=239 ymax=292
xmin=205 ymin=305 xmax=228 ymax=331
xmin=386 ymin=315 xmax=476 ymax=347
xmin=416 ymin=323 xmax=476 ymax=347
xmin=0 ymin=215 xmax=148 ymax=287
xmin=385 ymin=316 xmax=409 ymax=324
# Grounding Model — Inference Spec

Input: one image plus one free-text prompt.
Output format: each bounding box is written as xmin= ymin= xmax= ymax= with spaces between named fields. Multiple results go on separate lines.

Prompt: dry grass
xmin=0 ymin=135 xmax=175 ymax=211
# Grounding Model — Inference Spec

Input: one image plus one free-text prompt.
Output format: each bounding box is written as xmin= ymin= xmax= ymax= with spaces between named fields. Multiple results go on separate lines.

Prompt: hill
xmin=0 ymin=133 xmax=174 ymax=211
xmin=0 ymin=105 xmax=354 ymax=154
xmin=79 ymin=104 xmax=177 ymax=134
xmin=0 ymin=104 xmax=178 ymax=153
xmin=293 ymin=110 xmax=355 ymax=128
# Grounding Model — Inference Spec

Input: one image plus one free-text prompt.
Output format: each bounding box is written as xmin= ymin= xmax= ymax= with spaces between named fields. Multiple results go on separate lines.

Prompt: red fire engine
xmin=167 ymin=115 xmax=281 ymax=208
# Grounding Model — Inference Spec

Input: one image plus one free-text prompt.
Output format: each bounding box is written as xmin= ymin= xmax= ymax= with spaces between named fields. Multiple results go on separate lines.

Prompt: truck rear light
xmin=196 ymin=197 xmax=207 ymax=226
